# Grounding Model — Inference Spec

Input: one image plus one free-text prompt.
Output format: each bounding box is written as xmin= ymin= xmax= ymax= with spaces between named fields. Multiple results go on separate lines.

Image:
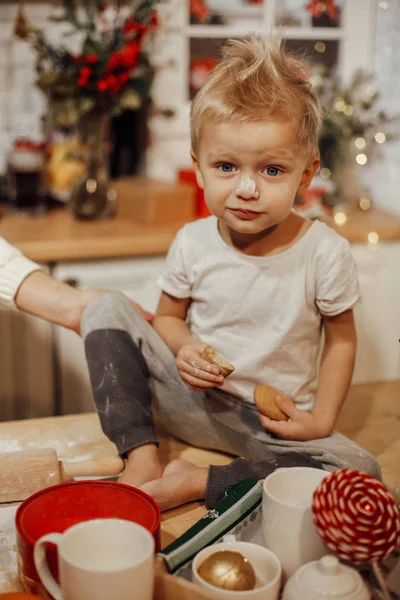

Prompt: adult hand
xmin=259 ymin=395 xmax=332 ymax=441
xmin=13 ymin=270 xmax=153 ymax=334
xmin=176 ymin=341 xmax=225 ymax=391
xmin=72 ymin=290 xmax=153 ymax=335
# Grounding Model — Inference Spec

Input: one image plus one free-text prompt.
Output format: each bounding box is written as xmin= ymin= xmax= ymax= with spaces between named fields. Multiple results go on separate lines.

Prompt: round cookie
xmin=200 ymin=346 xmax=235 ymax=377
xmin=253 ymin=384 xmax=295 ymax=421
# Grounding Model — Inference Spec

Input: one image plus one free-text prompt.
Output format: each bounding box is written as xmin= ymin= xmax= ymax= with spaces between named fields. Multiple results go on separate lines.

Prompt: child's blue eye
xmin=218 ymin=163 xmax=235 ymax=172
xmin=264 ymin=166 xmax=281 ymax=177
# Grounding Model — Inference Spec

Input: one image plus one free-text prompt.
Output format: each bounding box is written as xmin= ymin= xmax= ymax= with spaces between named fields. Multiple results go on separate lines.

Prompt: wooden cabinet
xmin=0 ymin=272 xmax=53 ymax=422
xmin=52 ymin=256 xmax=166 ymax=415
xmin=352 ymin=243 xmax=400 ymax=384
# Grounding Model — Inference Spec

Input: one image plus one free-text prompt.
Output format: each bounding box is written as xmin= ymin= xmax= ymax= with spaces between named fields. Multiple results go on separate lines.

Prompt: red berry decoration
xmin=312 ymin=469 xmax=400 ymax=564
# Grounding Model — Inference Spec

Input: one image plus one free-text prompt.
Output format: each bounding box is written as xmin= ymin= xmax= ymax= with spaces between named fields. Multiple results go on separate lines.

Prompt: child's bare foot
xmin=119 ymin=444 xmax=163 ymax=488
xmin=140 ymin=459 xmax=208 ymax=511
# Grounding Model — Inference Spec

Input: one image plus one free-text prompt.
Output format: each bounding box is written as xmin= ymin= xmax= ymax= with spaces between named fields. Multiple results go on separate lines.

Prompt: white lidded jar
xmin=282 ymin=555 xmax=371 ymax=600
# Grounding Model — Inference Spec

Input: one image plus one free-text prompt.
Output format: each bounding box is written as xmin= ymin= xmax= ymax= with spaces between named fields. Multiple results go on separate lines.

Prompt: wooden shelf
xmin=185 ymin=25 xmax=264 ymax=38
xmin=279 ymin=27 xmax=344 ymax=40
xmin=186 ymin=25 xmax=344 ymax=40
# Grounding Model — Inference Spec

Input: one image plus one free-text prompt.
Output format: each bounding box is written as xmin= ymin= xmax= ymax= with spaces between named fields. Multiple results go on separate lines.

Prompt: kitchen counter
xmin=0 ymin=177 xmax=196 ymax=263
xmin=1 ymin=176 xmax=400 ymax=263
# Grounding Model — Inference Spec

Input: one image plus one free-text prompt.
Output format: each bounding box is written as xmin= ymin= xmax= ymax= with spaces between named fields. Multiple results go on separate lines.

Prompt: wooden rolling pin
xmin=0 ymin=448 xmax=125 ymax=503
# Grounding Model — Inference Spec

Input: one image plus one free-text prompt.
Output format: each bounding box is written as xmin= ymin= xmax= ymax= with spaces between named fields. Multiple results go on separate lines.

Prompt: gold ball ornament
xmin=198 ymin=550 xmax=256 ymax=591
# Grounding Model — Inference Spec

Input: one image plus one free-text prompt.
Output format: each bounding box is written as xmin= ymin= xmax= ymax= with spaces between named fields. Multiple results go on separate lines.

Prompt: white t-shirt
xmin=0 ymin=236 xmax=40 ymax=307
xmin=158 ymin=216 xmax=360 ymax=410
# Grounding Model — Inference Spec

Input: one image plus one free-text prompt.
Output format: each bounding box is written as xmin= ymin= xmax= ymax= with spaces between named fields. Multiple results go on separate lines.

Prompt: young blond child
xmin=81 ymin=36 xmax=380 ymax=511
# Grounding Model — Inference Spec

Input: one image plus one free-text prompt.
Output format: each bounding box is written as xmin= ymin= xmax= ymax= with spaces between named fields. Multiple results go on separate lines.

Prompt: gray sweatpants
xmin=81 ymin=293 xmax=381 ymax=490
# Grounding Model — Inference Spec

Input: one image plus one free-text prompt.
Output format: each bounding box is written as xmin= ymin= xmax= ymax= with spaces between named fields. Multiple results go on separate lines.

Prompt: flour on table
xmin=0 ymin=504 xmax=20 ymax=592
xmin=0 ymin=440 xmax=23 ymax=453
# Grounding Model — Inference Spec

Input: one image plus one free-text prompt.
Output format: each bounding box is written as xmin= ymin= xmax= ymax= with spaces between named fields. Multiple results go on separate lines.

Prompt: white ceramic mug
xmin=33 ymin=518 xmax=154 ymax=600
xmin=262 ymin=467 xmax=330 ymax=580
xmin=192 ymin=535 xmax=282 ymax=600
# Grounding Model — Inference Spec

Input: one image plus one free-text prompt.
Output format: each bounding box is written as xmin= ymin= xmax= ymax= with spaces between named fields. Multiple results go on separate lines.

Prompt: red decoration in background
xmin=123 ymin=12 xmax=159 ymax=37
xmin=190 ymin=0 xmax=209 ymax=23
xmin=81 ymin=54 xmax=100 ymax=65
xmin=190 ymin=57 xmax=218 ymax=93
xmin=178 ymin=169 xmax=210 ymax=218
xmin=306 ymin=0 xmax=339 ymax=22
xmin=312 ymin=469 xmax=400 ymax=564
xmin=72 ymin=10 xmax=158 ymax=97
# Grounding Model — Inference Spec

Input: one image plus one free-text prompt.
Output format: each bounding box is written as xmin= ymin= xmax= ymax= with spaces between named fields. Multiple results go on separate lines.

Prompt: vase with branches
xmin=15 ymin=0 xmax=162 ymax=218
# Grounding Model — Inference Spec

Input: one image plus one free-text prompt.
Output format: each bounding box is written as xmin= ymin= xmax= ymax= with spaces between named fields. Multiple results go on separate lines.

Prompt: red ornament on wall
xmin=306 ymin=0 xmax=339 ymax=23
xmin=190 ymin=0 xmax=209 ymax=23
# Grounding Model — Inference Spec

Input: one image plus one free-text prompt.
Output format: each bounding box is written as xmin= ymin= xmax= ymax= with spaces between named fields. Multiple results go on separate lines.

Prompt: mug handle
xmin=33 ymin=533 xmax=63 ymax=600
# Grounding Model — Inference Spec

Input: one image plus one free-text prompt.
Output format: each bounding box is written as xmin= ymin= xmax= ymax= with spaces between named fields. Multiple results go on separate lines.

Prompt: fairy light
xmin=379 ymin=1 xmax=388 ymax=8
xmin=309 ymin=74 xmax=323 ymax=87
xmin=355 ymin=137 xmax=366 ymax=150
xmin=344 ymin=105 xmax=354 ymax=116
xmin=356 ymin=154 xmax=368 ymax=165
xmin=359 ymin=195 xmax=372 ymax=211
xmin=368 ymin=232 xmax=379 ymax=251
xmin=107 ymin=188 xmax=118 ymax=201
xmin=334 ymin=98 xmax=346 ymax=112
xmin=315 ymin=42 xmax=326 ymax=53
xmin=86 ymin=179 xmax=97 ymax=193
xmin=334 ymin=212 xmax=347 ymax=226
xmin=375 ymin=132 xmax=386 ymax=144
xmin=320 ymin=167 xmax=331 ymax=179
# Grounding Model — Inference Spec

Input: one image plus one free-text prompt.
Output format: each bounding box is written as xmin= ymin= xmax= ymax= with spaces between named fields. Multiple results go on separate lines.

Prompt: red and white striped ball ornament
xmin=312 ymin=469 xmax=400 ymax=564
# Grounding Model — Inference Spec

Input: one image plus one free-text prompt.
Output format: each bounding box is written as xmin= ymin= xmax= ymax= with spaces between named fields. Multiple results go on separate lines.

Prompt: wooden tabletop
xmin=0 ymin=177 xmax=196 ymax=263
xmin=330 ymin=206 xmax=400 ymax=243
xmin=1 ymin=380 xmax=399 ymax=593
xmin=0 ymin=412 xmax=231 ymax=594
xmin=1 ymin=176 xmax=400 ymax=263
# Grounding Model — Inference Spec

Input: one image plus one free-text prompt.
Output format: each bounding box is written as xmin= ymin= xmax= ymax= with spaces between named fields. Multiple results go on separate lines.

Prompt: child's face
xmin=191 ymin=119 xmax=319 ymax=237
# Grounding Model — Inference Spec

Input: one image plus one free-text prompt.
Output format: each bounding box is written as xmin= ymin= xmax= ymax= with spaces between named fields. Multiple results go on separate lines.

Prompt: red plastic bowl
xmin=16 ymin=481 xmax=161 ymax=599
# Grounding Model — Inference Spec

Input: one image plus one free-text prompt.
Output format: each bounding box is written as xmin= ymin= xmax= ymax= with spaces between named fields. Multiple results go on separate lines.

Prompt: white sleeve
xmin=157 ymin=227 xmax=192 ymax=298
xmin=0 ymin=237 xmax=42 ymax=308
xmin=316 ymin=241 xmax=361 ymax=316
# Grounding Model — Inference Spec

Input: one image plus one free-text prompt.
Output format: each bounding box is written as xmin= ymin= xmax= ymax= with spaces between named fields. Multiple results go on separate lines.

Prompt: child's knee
xmin=350 ymin=448 xmax=382 ymax=481
xmin=82 ymin=291 xmax=124 ymax=318
xmin=81 ymin=291 xmax=136 ymax=335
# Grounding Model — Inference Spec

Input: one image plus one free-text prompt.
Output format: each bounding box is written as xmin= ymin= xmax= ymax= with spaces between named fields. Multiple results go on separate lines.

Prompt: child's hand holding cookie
xmin=176 ymin=343 xmax=233 ymax=391
xmin=255 ymin=384 xmax=330 ymax=441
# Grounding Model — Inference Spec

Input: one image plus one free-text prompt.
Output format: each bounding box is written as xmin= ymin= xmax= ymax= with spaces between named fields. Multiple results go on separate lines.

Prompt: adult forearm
xmin=152 ymin=315 xmax=199 ymax=356
xmin=14 ymin=271 xmax=83 ymax=331
xmin=312 ymin=339 xmax=356 ymax=435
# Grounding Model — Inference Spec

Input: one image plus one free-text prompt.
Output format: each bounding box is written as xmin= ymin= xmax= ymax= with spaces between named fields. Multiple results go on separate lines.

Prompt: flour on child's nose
xmin=236 ymin=176 xmax=259 ymax=198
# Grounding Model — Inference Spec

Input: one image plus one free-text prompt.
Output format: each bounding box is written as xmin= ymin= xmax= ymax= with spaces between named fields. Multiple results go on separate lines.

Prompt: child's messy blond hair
xmin=191 ymin=35 xmax=322 ymax=157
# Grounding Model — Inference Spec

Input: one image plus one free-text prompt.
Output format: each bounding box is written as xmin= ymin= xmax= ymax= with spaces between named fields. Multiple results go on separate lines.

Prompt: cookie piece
xmin=254 ymin=384 xmax=295 ymax=421
xmin=200 ymin=346 xmax=235 ymax=377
